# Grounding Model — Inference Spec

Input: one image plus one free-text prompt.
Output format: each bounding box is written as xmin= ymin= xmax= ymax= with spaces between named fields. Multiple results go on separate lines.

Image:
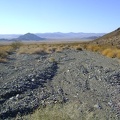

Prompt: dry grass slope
xmin=92 ymin=27 xmax=120 ymax=46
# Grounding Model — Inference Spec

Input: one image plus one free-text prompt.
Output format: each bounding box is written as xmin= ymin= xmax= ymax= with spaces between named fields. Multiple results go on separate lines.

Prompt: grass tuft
xmin=86 ymin=45 xmax=100 ymax=52
xmin=101 ymin=48 xmax=112 ymax=56
xmin=75 ymin=46 xmax=83 ymax=51
xmin=0 ymin=45 xmax=13 ymax=62
xmin=116 ymin=51 xmax=120 ymax=58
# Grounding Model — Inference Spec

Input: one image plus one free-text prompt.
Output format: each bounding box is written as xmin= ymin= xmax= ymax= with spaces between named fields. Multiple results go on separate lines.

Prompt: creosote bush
xmin=86 ymin=45 xmax=100 ymax=52
xmin=11 ymin=41 xmax=23 ymax=50
xmin=0 ymin=45 xmax=13 ymax=62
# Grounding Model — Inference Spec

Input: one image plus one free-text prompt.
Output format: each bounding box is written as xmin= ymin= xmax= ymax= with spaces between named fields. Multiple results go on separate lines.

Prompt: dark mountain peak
xmin=17 ymin=33 xmax=45 ymax=41
xmin=24 ymin=33 xmax=33 ymax=35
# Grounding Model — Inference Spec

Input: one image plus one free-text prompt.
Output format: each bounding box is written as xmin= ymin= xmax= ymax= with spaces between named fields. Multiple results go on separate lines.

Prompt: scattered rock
xmin=0 ymin=49 xmax=120 ymax=119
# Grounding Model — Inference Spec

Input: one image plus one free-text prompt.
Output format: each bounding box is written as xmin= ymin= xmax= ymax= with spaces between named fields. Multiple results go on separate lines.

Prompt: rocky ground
xmin=0 ymin=49 xmax=120 ymax=120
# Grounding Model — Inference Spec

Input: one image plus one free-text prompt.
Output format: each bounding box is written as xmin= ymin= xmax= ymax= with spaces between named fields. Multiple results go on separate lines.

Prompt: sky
xmin=0 ymin=0 xmax=120 ymax=34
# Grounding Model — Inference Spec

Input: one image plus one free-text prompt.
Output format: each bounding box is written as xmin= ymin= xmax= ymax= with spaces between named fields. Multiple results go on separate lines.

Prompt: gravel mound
xmin=0 ymin=49 xmax=120 ymax=119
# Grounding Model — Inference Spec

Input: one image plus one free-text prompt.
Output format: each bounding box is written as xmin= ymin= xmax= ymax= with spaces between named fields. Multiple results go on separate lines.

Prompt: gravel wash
xmin=0 ymin=49 xmax=120 ymax=120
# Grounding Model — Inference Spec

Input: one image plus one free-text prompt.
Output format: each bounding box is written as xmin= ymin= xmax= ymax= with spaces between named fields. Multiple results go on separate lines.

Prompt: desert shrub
xmin=116 ymin=53 xmax=120 ymax=59
xmin=106 ymin=51 xmax=116 ymax=58
xmin=101 ymin=48 xmax=112 ymax=56
xmin=101 ymin=48 xmax=117 ymax=58
xmin=15 ymin=42 xmax=120 ymax=59
xmin=17 ymin=46 xmax=46 ymax=55
xmin=82 ymin=44 xmax=88 ymax=49
xmin=63 ymin=45 xmax=70 ymax=50
xmin=0 ymin=50 xmax=8 ymax=62
xmin=116 ymin=45 xmax=120 ymax=49
xmin=116 ymin=50 xmax=120 ymax=59
xmin=32 ymin=48 xmax=46 ymax=54
xmin=75 ymin=46 xmax=83 ymax=51
xmin=0 ymin=51 xmax=8 ymax=59
xmin=55 ymin=47 xmax=63 ymax=53
xmin=83 ymin=44 xmax=120 ymax=59
xmin=46 ymin=47 xmax=57 ymax=53
xmin=0 ymin=45 xmax=13 ymax=62
xmin=86 ymin=45 xmax=100 ymax=52
xmin=17 ymin=47 xmax=30 ymax=54
xmin=11 ymin=41 xmax=23 ymax=49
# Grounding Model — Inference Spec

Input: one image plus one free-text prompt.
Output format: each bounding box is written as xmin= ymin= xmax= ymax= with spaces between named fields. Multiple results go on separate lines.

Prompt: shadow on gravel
xmin=0 ymin=62 xmax=58 ymax=119
xmin=7 ymin=57 xmax=16 ymax=61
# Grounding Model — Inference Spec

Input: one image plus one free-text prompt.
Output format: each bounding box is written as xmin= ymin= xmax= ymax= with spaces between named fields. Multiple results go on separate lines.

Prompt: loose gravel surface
xmin=0 ymin=49 xmax=120 ymax=120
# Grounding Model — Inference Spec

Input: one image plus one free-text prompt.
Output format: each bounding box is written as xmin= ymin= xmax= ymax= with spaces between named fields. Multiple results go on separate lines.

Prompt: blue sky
xmin=0 ymin=0 xmax=119 ymax=34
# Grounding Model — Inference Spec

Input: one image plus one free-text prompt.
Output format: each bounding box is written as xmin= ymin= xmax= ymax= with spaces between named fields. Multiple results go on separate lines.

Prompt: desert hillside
xmin=92 ymin=28 xmax=120 ymax=47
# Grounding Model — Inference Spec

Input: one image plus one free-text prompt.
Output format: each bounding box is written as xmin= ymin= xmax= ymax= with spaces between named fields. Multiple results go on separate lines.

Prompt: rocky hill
xmin=92 ymin=28 xmax=120 ymax=46
xmin=17 ymin=33 xmax=45 ymax=41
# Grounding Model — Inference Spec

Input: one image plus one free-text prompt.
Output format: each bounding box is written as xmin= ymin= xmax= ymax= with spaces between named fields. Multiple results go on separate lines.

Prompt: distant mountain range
xmin=0 ymin=32 xmax=105 ymax=41
xmin=36 ymin=32 xmax=105 ymax=39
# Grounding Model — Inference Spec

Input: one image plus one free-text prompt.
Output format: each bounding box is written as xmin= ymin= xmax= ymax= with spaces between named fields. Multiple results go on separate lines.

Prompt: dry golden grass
xmin=0 ymin=41 xmax=24 ymax=62
xmin=82 ymin=43 xmax=120 ymax=59
xmin=1 ymin=41 xmax=120 ymax=61
xmin=55 ymin=47 xmax=63 ymax=53
xmin=116 ymin=52 xmax=120 ymax=59
xmin=30 ymin=48 xmax=46 ymax=54
xmin=101 ymin=48 xmax=120 ymax=58
xmin=0 ymin=50 xmax=8 ymax=58
xmin=17 ymin=42 xmax=79 ymax=55
xmin=73 ymin=45 xmax=83 ymax=51
xmin=85 ymin=44 xmax=100 ymax=52
xmin=17 ymin=44 xmax=45 ymax=54
xmin=106 ymin=51 xmax=116 ymax=58
xmin=0 ymin=45 xmax=13 ymax=62
xmin=101 ymin=48 xmax=113 ymax=56
xmin=17 ymin=42 xmax=120 ymax=59
xmin=11 ymin=41 xmax=23 ymax=49
xmin=46 ymin=47 xmax=56 ymax=53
